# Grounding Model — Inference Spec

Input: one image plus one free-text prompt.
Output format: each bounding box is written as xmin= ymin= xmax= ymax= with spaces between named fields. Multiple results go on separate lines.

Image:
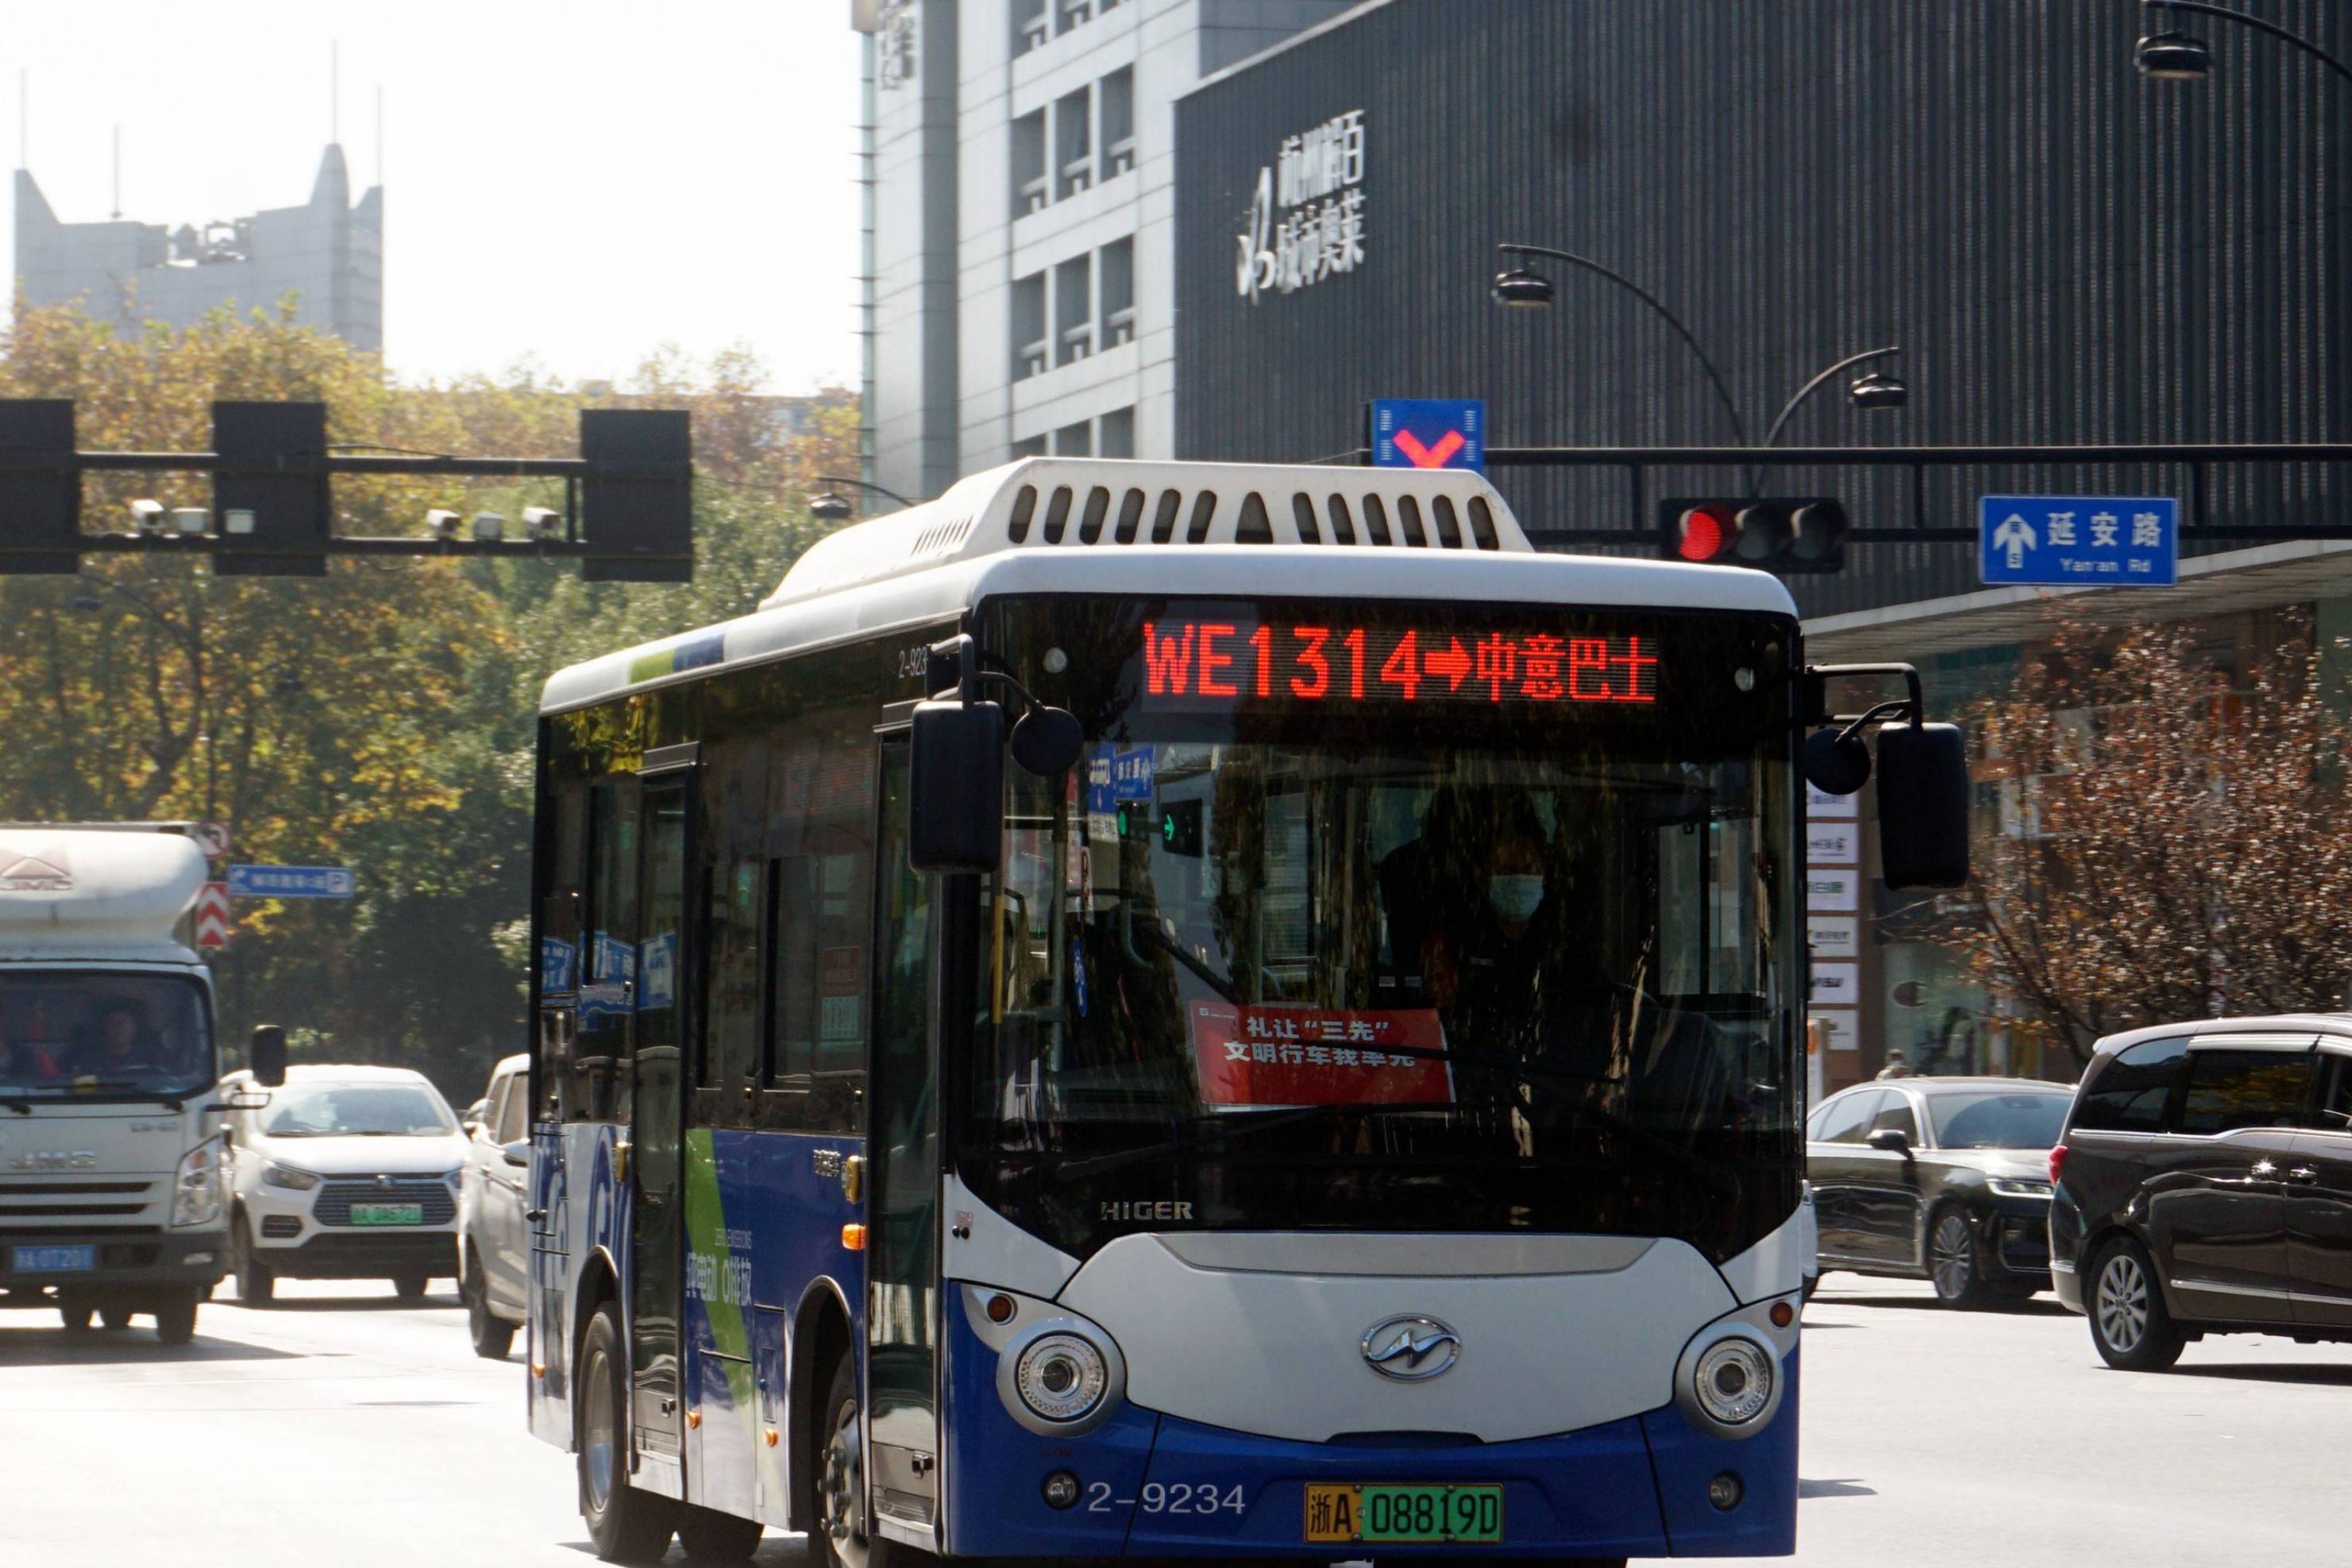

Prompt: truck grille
xmin=0 ymin=1177 xmax=161 ymax=1227
xmin=314 ymin=1178 xmax=455 ymax=1227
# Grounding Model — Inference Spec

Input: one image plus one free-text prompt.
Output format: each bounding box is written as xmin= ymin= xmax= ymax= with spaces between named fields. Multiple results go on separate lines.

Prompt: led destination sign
xmin=1139 ymin=620 xmax=1660 ymax=709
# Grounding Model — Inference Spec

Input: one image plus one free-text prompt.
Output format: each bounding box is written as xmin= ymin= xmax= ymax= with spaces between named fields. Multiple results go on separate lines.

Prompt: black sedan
xmin=1806 ymin=1077 xmax=2073 ymax=1308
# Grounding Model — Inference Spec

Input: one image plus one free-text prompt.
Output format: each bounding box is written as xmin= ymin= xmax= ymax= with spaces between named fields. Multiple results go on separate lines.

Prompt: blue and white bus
xmin=522 ymin=458 xmax=1964 ymax=1566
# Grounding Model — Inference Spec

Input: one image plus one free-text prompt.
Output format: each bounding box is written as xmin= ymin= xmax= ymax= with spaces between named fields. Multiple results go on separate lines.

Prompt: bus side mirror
xmin=1877 ymin=722 xmax=1969 ymax=890
xmin=249 ymin=1024 xmax=288 ymax=1089
xmin=909 ymin=698 xmax=1005 ymax=874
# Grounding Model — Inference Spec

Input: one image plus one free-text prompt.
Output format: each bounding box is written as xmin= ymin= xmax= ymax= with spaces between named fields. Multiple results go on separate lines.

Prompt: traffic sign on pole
xmin=1979 ymin=495 xmax=2178 ymax=587
xmin=1369 ymin=399 xmax=1486 ymax=473
xmin=226 ymin=865 xmax=355 ymax=900
xmin=195 ymin=882 xmax=233 ymax=950
xmin=192 ymin=821 xmax=233 ymax=861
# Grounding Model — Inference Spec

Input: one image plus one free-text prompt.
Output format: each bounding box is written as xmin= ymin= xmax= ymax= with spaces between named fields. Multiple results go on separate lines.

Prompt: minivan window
xmin=495 ymin=1076 xmax=527 ymax=1144
xmin=2175 ymin=1050 xmax=2315 ymax=1136
xmin=2071 ymin=1036 xmax=2188 ymax=1133
xmin=2315 ymin=1054 xmax=2352 ymax=1134
xmin=1812 ymin=1089 xmax=1880 ymax=1145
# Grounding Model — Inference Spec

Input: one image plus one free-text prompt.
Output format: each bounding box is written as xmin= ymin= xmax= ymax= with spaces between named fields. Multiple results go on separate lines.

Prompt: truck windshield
xmin=958 ymin=595 xmax=1803 ymax=1262
xmin=0 ymin=972 xmax=214 ymax=1101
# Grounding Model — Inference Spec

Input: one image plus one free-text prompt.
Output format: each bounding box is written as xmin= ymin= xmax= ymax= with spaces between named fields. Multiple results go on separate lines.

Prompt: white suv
xmin=457 ymin=1053 xmax=530 ymax=1358
xmin=222 ymin=1064 xmax=467 ymax=1303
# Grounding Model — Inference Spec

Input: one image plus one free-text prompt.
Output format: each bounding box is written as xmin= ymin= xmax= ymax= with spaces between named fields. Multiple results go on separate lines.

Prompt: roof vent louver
xmin=1236 ymin=492 xmax=1274 ymax=545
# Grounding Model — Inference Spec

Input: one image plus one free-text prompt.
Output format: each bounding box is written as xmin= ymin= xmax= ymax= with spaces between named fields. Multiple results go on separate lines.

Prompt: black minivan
xmin=2051 ymin=1015 xmax=2352 ymax=1370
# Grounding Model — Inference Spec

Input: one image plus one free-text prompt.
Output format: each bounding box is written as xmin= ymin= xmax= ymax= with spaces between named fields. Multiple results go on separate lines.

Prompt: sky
xmin=0 ymin=1 xmax=865 ymax=392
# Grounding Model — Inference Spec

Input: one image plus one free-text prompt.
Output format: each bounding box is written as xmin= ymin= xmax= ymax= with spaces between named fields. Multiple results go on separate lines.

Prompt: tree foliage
xmin=0 ymin=302 xmax=859 ymax=1100
xmin=1946 ymin=612 xmax=2352 ymax=1064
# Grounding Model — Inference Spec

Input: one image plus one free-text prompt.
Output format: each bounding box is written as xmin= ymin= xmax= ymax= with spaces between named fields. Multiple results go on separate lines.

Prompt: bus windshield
xmin=960 ymin=595 xmax=1803 ymax=1262
xmin=0 ymin=971 xmax=215 ymax=1102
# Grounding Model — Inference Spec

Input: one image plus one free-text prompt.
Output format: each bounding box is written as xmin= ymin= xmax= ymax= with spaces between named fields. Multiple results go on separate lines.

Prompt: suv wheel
xmin=1927 ymin=1204 xmax=1991 ymax=1308
xmin=2088 ymin=1236 xmax=2185 ymax=1371
xmin=233 ymin=1216 xmax=275 ymax=1305
xmin=465 ymin=1254 xmax=516 ymax=1360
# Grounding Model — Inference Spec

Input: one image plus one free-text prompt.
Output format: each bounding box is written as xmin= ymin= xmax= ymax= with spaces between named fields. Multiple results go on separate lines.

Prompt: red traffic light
xmin=1673 ymin=503 xmax=1736 ymax=563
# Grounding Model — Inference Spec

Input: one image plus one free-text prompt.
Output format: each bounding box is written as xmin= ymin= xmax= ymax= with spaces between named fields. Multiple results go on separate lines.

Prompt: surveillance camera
xmin=170 ymin=507 xmax=209 ymax=536
xmin=471 ymin=510 xmax=507 ymax=543
xmin=128 ymin=499 xmax=167 ymax=534
xmin=520 ymin=506 xmax=564 ymax=541
xmin=426 ymin=508 xmax=462 ymax=540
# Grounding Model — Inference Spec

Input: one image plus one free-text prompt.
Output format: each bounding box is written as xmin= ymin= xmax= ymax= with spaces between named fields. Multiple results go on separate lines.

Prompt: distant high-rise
xmin=13 ymin=144 xmax=382 ymax=351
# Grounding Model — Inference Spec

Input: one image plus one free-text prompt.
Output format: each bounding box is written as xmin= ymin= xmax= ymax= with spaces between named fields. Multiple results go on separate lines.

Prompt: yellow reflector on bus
xmin=842 ymin=1223 xmax=868 ymax=1251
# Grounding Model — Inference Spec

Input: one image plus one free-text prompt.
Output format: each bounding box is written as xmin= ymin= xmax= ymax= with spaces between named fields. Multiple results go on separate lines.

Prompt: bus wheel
xmin=817 ymin=1350 xmax=878 ymax=1568
xmin=153 ymin=1289 xmax=200 ymax=1346
xmin=677 ymin=1504 xmax=764 ymax=1562
xmin=579 ymin=1302 xmax=677 ymax=1564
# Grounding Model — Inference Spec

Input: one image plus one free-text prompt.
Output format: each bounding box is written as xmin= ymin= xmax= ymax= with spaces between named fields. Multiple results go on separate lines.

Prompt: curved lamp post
xmin=1761 ymin=345 xmax=1907 ymax=449
xmin=2135 ymin=1 xmax=2352 ymax=87
xmin=808 ymin=473 xmax=923 ymax=522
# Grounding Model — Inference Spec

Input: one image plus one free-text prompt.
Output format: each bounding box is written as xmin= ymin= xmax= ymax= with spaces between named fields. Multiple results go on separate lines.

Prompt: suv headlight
xmin=172 ymin=1139 xmax=228 ymax=1227
xmin=261 ymin=1160 xmax=322 ymax=1191
xmin=1988 ymin=1177 xmax=2053 ymax=1199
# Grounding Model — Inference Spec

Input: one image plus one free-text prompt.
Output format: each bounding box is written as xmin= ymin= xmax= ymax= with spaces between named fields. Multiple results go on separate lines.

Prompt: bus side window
xmin=538 ymin=777 xmax=589 ymax=1123
xmin=762 ymin=735 xmax=877 ymax=1133
xmin=696 ymin=733 xmax=769 ymax=1131
xmin=576 ymin=776 xmax=642 ymax=1123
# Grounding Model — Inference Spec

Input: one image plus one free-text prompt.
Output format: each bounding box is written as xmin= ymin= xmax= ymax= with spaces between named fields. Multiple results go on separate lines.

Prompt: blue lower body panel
xmin=943 ymin=1310 xmax=1799 ymax=1559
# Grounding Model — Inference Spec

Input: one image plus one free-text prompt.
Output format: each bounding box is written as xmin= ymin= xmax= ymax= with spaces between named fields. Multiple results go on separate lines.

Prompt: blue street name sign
xmin=1979 ymin=495 xmax=2178 ymax=588
xmin=1370 ymin=399 xmax=1485 ymax=473
xmin=226 ymin=864 xmax=356 ymax=900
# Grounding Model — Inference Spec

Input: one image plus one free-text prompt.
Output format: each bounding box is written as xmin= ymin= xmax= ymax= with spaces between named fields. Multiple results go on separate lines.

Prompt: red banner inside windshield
xmin=1189 ymin=1002 xmax=1453 ymax=1108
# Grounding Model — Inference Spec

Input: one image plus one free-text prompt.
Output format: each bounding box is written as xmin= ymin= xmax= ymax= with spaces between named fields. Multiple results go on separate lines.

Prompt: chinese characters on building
xmin=1236 ymin=109 xmax=1367 ymax=303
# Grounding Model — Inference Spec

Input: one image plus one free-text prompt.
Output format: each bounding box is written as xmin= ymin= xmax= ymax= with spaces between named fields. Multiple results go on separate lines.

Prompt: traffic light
xmin=214 ymin=400 xmax=330 ymax=577
xmin=1658 ymin=498 xmax=1849 ymax=574
xmin=0 ymin=399 xmax=79 ymax=575
xmin=580 ymin=408 xmax=693 ymax=583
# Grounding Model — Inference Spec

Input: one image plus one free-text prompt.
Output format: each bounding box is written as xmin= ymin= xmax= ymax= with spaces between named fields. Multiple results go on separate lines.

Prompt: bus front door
xmin=866 ymin=737 xmax=940 ymax=1532
xmin=630 ymin=770 xmax=693 ymax=1465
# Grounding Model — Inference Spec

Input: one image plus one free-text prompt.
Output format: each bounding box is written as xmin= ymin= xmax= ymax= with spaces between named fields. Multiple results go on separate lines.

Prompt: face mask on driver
xmin=1487 ymin=874 xmax=1546 ymax=924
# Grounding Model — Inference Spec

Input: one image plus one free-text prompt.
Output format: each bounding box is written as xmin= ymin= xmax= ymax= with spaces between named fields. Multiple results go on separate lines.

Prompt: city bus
xmin=522 ymin=457 xmax=1967 ymax=1566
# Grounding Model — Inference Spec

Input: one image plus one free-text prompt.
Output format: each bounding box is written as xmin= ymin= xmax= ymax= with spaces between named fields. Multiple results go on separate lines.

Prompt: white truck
xmin=0 ymin=824 xmax=241 ymax=1343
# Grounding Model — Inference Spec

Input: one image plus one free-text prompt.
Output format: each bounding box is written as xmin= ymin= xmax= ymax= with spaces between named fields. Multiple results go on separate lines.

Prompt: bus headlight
xmin=995 ymin=1315 xmax=1126 ymax=1436
xmin=1015 ymin=1333 xmax=1109 ymax=1423
xmin=1693 ymin=1339 xmax=1774 ymax=1427
xmin=171 ymin=1139 xmax=227 ymax=1228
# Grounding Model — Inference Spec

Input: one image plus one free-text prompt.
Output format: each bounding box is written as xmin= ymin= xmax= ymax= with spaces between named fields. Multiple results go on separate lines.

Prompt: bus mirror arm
xmin=926 ymin=634 xmax=1082 ymax=777
xmin=1799 ymin=662 xmax=1969 ymax=893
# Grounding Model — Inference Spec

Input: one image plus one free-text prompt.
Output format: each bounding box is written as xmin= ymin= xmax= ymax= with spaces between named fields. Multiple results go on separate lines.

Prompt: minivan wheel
xmin=1927 ymin=1204 xmax=1991 ymax=1308
xmin=233 ymin=1218 xmax=275 ymax=1306
xmin=2088 ymin=1236 xmax=2185 ymax=1371
xmin=465 ymin=1255 xmax=516 ymax=1360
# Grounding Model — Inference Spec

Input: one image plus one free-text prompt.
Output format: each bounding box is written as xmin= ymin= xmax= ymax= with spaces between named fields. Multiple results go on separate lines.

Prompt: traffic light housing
xmin=1659 ymin=497 xmax=1849 ymax=574
xmin=580 ymin=408 xmax=693 ymax=583
xmin=214 ymin=400 xmax=330 ymax=577
xmin=0 ymin=399 xmax=79 ymax=574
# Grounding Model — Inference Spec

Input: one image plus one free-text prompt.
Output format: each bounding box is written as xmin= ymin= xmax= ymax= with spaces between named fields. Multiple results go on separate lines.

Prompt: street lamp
xmin=808 ymin=473 xmax=922 ymax=523
xmin=1761 ymin=346 xmax=1908 ymax=449
xmin=2134 ymin=2 xmax=2352 ymax=87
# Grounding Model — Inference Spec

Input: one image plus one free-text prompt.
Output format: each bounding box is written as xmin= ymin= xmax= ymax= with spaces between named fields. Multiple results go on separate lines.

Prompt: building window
xmin=1099 ymin=406 xmax=1136 ymax=458
xmin=1054 ymin=421 xmax=1093 ymax=457
xmin=1100 ymin=68 xmax=1135 ymax=181
xmin=1012 ymin=435 xmax=1047 ymax=460
xmin=1012 ymin=110 xmax=1048 ymax=218
xmin=1100 ymin=237 xmax=1136 ymax=347
xmin=1055 ymin=254 xmax=1093 ymax=366
xmin=1055 ymin=87 xmax=1093 ymax=200
xmin=1013 ymin=0 xmax=1051 ymax=55
xmin=1013 ymin=272 xmax=1048 ymax=381
xmin=1059 ymin=0 xmax=1095 ymax=32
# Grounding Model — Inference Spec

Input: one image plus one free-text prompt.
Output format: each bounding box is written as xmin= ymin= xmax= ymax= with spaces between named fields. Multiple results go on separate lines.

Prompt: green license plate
xmin=348 ymin=1202 xmax=425 ymax=1226
xmin=1305 ymin=1483 xmax=1503 ymax=1544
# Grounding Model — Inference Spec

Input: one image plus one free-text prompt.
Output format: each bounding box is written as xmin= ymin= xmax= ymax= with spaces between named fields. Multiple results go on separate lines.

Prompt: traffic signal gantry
xmin=0 ymin=399 xmax=692 ymax=580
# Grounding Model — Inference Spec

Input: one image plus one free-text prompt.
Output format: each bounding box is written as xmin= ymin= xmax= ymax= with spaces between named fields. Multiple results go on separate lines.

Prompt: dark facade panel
xmin=1174 ymin=0 xmax=2352 ymax=616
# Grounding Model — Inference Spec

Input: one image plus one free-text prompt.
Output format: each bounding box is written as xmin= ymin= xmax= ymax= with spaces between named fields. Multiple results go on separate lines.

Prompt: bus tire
xmin=154 ymin=1289 xmax=200 ymax=1346
xmin=677 ymin=1504 xmax=764 ymax=1562
xmin=815 ymin=1347 xmax=883 ymax=1568
xmin=579 ymin=1302 xmax=677 ymax=1564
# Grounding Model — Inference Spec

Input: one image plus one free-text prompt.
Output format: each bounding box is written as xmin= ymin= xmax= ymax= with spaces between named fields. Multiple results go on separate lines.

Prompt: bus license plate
xmin=349 ymin=1203 xmax=424 ymax=1226
xmin=12 ymin=1243 xmax=95 ymax=1273
xmin=1304 ymin=1483 xmax=1503 ymax=1544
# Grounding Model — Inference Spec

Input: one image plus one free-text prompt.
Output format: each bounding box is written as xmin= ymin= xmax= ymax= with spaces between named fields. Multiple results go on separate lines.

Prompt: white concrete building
xmin=854 ymin=0 xmax=1353 ymax=504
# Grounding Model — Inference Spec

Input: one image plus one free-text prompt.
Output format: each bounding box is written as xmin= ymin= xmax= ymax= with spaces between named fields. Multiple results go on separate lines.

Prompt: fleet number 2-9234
xmin=1087 ymin=1481 xmax=1247 ymax=1515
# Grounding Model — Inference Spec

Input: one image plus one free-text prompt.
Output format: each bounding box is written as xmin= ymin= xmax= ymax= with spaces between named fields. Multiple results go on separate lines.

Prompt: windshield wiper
xmin=2 ymin=1098 xmax=29 ymax=1115
xmin=60 ymin=1080 xmax=194 ymax=1110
